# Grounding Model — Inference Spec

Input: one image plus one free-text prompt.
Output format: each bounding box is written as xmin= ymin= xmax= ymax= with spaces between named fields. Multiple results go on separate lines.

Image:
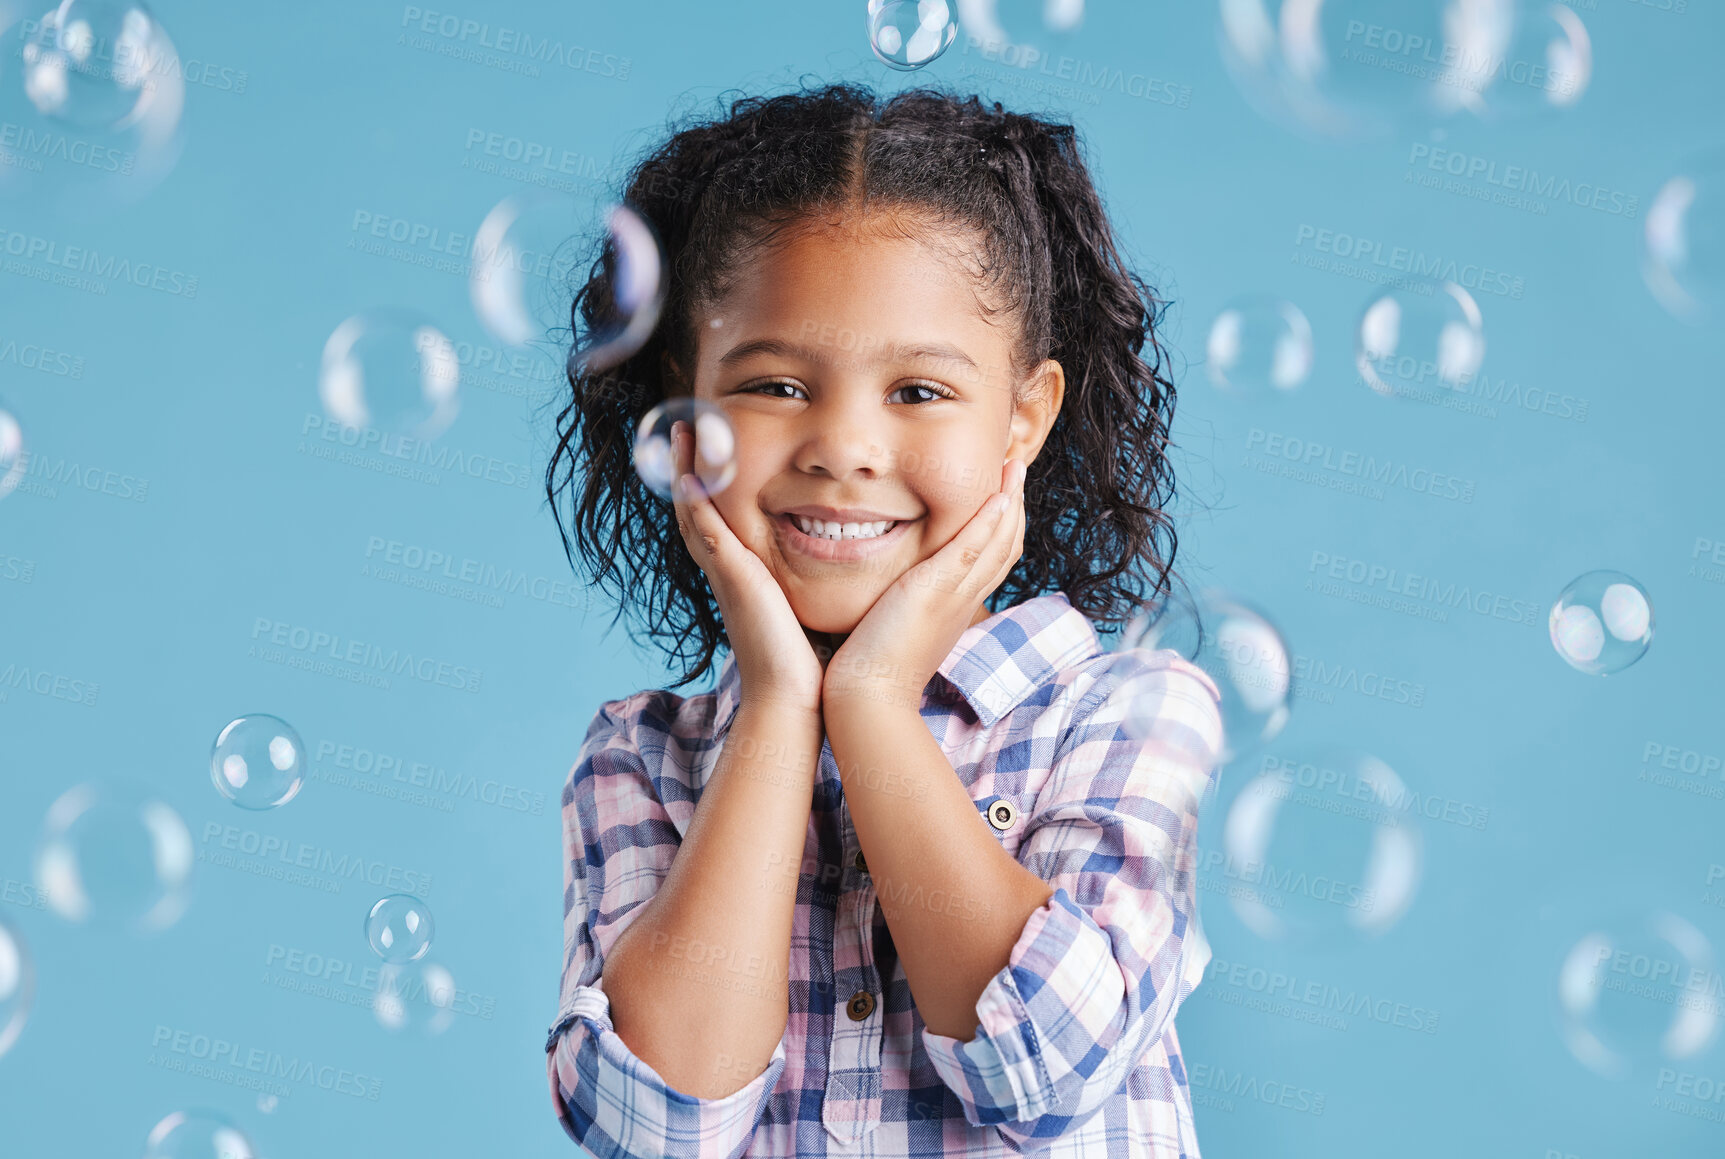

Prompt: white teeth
xmin=790 ymin=515 xmax=895 ymax=540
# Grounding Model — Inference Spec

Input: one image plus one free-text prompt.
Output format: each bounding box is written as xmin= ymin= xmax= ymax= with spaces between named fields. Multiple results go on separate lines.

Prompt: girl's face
xmin=684 ymin=213 xmax=1064 ymax=639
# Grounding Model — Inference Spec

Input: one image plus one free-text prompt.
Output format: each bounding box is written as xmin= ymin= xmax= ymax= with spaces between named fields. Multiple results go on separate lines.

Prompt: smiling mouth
xmin=787 ymin=514 xmax=899 ymax=540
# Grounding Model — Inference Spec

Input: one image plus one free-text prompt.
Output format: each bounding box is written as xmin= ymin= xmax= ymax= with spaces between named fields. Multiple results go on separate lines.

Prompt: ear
xmin=1005 ymin=358 xmax=1066 ymax=469
xmin=661 ymin=350 xmax=690 ymax=395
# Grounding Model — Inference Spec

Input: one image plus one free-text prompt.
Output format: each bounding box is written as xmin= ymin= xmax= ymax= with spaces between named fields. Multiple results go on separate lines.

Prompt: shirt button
xmin=846 ymin=990 xmax=876 ymax=1021
xmin=987 ymin=799 xmax=1018 ymax=832
xmin=852 ymin=850 xmax=868 ymax=873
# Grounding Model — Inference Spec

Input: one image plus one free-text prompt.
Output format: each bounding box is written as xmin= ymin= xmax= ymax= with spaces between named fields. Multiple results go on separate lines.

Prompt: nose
xmin=788 ymin=394 xmax=889 ymax=481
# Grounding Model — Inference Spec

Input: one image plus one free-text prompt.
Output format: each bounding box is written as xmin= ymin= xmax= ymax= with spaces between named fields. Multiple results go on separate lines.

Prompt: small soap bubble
xmin=374 ymin=959 xmax=458 ymax=1036
xmin=319 ymin=309 xmax=461 ymax=440
xmin=0 ymin=401 xmax=24 ymax=500
xmin=1558 ymin=911 xmax=1718 ymax=1079
xmin=1643 ymin=153 xmax=1725 ymax=325
xmin=1218 ymin=745 xmax=1422 ymax=944
xmin=34 ymin=780 xmax=193 ymax=933
xmin=143 ymin=1109 xmax=257 ymax=1159
xmin=367 ymin=893 xmax=435 ymax=963
xmin=1119 ymin=588 xmax=1292 ymax=764
xmin=0 ymin=1 xmax=185 ymax=210
xmin=210 ymin=714 xmax=306 ymax=811
xmin=867 ymin=0 xmax=956 ymax=69
xmin=255 ymin=1095 xmax=277 ymax=1114
xmin=1456 ymin=1 xmax=1591 ymax=119
xmin=1356 ymin=280 xmax=1484 ymax=398
xmin=634 ymin=398 xmax=738 ymax=501
xmin=1549 ymin=570 xmax=1653 ymax=675
xmin=567 ymin=204 xmax=665 ymax=376
xmin=470 ymin=192 xmax=588 ymax=348
xmin=0 ymin=916 xmax=35 ymax=1059
xmin=1206 ymin=297 xmax=1313 ymax=395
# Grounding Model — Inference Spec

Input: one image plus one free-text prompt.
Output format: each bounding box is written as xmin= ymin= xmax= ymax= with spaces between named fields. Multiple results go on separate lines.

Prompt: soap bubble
xmin=1120 ymin=588 xmax=1292 ymax=764
xmin=210 ymin=714 xmax=306 ymax=811
xmin=0 ymin=916 xmax=34 ymax=1059
xmin=1219 ymin=0 xmax=1528 ymax=140
xmin=366 ymin=893 xmax=435 ymax=963
xmin=956 ymin=0 xmax=1083 ymax=51
xmin=1643 ymin=153 xmax=1725 ymax=325
xmin=374 ymin=959 xmax=458 ymax=1036
xmin=1206 ymin=297 xmax=1314 ymax=395
xmin=470 ymin=192 xmax=588 ymax=347
xmin=1217 ymin=745 xmax=1422 ymax=944
xmin=1455 ymin=1 xmax=1591 ymax=119
xmin=143 ymin=1109 xmax=256 ymax=1159
xmin=635 ymin=397 xmax=737 ymax=501
xmin=566 ymin=204 xmax=664 ymax=376
xmin=867 ymin=0 xmax=957 ymax=70
xmin=1558 ymin=911 xmax=1718 ymax=1079
xmin=1356 ymin=280 xmax=1484 ymax=398
xmin=319 ymin=309 xmax=461 ymax=440
xmin=0 ymin=401 xmax=24 ymax=500
xmin=34 ymin=780 xmax=194 ymax=933
xmin=0 ymin=0 xmax=185 ymax=210
xmin=1549 ymin=570 xmax=1653 ymax=675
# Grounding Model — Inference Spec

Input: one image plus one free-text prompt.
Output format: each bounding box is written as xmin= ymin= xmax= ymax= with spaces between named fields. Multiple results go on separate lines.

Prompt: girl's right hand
xmin=668 ymin=419 xmax=827 ymax=717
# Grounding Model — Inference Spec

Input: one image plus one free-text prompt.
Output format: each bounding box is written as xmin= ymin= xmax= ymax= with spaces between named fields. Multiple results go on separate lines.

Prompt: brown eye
xmin=742 ymin=380 xmax=806 ymax=400
xmin=890 ymin=382 xmax=953 ymax=404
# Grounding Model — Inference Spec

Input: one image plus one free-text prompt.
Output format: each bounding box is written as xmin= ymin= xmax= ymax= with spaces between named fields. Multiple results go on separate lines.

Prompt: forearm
xmin=824 ymin=696 xmax=1055 ymax=1041
xmin=603 ymin=699 xmax=822 ymax=1098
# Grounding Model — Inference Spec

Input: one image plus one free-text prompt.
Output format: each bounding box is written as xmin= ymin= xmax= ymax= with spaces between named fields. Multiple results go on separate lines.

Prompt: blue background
xmin=1 ymin=1 xmax=1722 ymax=1155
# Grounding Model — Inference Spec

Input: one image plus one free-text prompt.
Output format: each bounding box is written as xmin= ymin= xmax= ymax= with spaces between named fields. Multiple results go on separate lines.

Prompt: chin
xmin=790 ymin=584 xmax=880 ymax=636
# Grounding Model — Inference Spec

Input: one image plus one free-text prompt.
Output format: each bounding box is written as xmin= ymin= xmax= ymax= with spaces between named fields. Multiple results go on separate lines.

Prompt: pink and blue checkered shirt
xmin=547 ymin=591 xmax=1225 ymax=1157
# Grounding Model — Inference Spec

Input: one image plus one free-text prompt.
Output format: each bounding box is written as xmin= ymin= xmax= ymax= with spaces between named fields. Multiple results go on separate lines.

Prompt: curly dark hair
xmin=544 ymin=80 xmax=1183 ymax=690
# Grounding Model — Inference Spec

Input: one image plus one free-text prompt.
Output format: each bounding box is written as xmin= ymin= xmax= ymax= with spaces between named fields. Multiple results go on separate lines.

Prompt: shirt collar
xmin=710 ymin=592 xmax=1100 ymax=734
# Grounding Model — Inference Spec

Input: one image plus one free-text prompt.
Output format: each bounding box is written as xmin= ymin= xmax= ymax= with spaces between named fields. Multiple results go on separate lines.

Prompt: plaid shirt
xmin=547 ymin=591 xmax=1225 ymax=1158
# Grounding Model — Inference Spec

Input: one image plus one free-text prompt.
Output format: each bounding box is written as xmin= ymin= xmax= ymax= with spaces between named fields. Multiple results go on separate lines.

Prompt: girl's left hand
xmin=824 ymin=458 xmax=1027 ymax=710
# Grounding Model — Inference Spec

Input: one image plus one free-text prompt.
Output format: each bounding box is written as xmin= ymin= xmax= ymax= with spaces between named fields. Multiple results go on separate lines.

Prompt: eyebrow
xmin=715 ymin=336 xmax=980 ymax=372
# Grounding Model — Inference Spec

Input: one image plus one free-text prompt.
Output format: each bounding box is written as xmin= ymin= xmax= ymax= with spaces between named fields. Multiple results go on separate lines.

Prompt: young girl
xmin=543 ymin=82 xmax=1226 ymax=1158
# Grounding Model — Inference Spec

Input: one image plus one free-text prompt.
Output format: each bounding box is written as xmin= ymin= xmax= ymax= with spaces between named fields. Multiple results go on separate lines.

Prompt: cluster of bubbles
xmin=1219 ymin=0 xmax=1592 ymax=142
xmin=1204 ymin=278 xmax=1485 ymax=402
xmin=0 ymin=0 xmax=186 ymax=210
xmin=318 ymin=200 xmax=665 ymax=446
xmin=364 ymin=893 xmax=454 ymax=1034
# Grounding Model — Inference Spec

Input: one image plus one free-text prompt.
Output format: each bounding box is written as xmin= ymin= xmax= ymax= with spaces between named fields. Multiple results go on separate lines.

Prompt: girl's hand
xmin=824 ymin=458 xmax=1028 ymax=711
xmin=668 ymin=419 xmax=826 ymax=716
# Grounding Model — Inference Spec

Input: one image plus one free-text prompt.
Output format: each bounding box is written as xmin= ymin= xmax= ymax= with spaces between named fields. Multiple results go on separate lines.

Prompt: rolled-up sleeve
xmin=920 ymin=652 xmax=1224 ymax=1148
xmin=546 ymin=699 xmax=787 ymax=1159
